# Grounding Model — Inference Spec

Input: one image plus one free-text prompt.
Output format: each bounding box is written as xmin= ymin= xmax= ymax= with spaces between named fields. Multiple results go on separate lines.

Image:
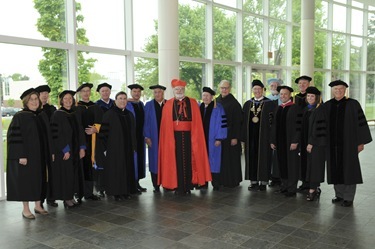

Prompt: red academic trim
xmin=158 ymin=97 xmax=212 ymax=189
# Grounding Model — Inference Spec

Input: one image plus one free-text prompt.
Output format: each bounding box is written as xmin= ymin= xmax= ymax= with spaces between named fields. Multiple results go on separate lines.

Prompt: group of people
xmin=6 ymin=75 xmax=372 ymax=219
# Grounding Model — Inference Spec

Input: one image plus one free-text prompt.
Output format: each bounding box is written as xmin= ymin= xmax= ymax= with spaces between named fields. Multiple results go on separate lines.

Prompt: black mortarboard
xmin=295 ymin=75 xmax=312 ymax=83
xmin=328 ymin=79 xmax=349 ymax=88
xmin=35 ymin=85 xmax=51 ymax=93
xmin=149 ymin=84 xmax=166 ymax=90
xmin=58 ymin=90 xmax=76 ymax=99
xmin=128 ymin=84 xmax=144 ymax=90
xmin=305 ymin=86 xmax=321 ymax=95
xmin=202 ymin=87 xmax=216 ymax=95
xmin=252 ymin=79 xmax=264 ymax=88
xmin=20 ymin=88 xmax=38 ymax=100
xmin=277 ymin=85 xmax=294 ymax=93
xmin=76 ymin=82 xmax=93 ymax=92
xmin=96 ymin=82 xmax=112 ymax=92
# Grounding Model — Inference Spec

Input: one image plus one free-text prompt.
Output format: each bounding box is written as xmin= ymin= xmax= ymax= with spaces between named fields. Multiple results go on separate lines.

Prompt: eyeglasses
xmin=220 ymin=87 xmax=230 ymax=90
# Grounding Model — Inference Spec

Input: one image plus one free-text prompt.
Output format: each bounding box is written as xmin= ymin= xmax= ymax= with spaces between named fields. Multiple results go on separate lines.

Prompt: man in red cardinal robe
xmin=158 ymin=79 xmax=212 ymax=195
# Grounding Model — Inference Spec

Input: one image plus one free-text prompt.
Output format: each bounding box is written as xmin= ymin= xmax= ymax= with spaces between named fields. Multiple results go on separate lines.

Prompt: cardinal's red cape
xmin=157 ymin=97 xmax=212 ymax=189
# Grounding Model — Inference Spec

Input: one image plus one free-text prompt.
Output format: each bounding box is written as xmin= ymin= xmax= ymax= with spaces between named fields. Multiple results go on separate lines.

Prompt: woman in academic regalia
xmin=49 ymin=90 xmax=86 ymax=208
xmin=7 ymin=88 xmax=51 ymax=219
xmin=300 ymin=86 xmax=327 ymax=201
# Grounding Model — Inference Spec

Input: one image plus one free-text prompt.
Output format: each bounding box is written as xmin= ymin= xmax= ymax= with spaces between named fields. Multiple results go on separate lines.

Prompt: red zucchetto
xmin=171 ymin=79 xmax=187 ymax=88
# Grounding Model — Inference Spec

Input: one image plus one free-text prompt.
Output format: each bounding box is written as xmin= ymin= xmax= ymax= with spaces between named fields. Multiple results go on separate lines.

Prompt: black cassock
xmin=301 ymin=105 xmax=327 ymax=184
xmin=241 ymin=98 xmax=276 ymax=182
xmin=7 ymin=110 xmax=51 ymax=201
xmin=216 ymin=93 xmax=243 ymax=187
xmin=49 ymin=107 xmax=85 ymax=200
xmin=98 ymin=107 xmax=137 ymax=196
xmin=324 ymin=98 xmax=372 ymax=185
xmin=76 ymin=101 xmax=103 ymax=181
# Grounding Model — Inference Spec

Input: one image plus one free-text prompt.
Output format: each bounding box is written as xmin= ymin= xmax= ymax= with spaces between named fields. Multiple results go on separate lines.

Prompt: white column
xmin=158 ymin=0 xmax=179 ymax=99
xmin=300 ymin=0 xmax=315 ymax=82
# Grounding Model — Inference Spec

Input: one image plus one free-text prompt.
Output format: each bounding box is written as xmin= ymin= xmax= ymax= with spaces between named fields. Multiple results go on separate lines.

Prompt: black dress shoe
xmin=213 ymin=186 xmax=220 ymax=191
xmin=63 ymin=201 xmax=76 ymax=209
xmin=284 ymin=192 xmax=296 ymax=197
xmin=274 ymin=189 xmax=287 ymax=194
xmin=258 ymin=185 xmax=267 ymax=191
xmin=332 ymin=196 xmax=344 ymax=203
xmin=297 ymin=185 xmax=309 ymax=192
xmin=268 ymin=180 xmax=281 ymax=187
xmin=341 ymin=200 xmax=353 ymax=207
xmin=248 ymin=183 xmax=259 ymax=191
xmin=153 ymin=187 xmax=160 ymax=193
xmin=122 ymin=194 xmax=132 ymax=199
xmin=114 ymin=195 xmax=123 ymax=201
xmin=47 ymin=200 xmax=58 ymax=207
xmin=137 ymin=184 xmax=147 ymax=192
xmin=85 ymin=195 xmax=101 ymax=201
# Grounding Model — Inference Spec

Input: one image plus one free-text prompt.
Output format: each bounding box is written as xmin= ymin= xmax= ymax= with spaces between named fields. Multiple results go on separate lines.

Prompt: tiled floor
xmin=1 ymin=130 xmax=375 ymax=249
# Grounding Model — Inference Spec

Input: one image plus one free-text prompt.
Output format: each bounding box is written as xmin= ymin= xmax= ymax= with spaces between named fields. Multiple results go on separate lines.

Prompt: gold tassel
xmin=91 ymin=123 xmax=101 ymax=167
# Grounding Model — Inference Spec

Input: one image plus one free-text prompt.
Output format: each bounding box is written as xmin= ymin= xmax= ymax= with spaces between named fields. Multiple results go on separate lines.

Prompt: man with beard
xmin=158 ymin=79 xmax=211 ymax=195
xmin=266 ymin=78 xmax=283 ymax=105
xmin=242 ymin=80 xmax=276 ymax=191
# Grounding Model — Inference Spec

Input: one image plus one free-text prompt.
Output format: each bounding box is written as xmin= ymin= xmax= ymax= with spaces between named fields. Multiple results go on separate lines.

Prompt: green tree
xmin=11 ymin=73 xmax=29 ymax=81
xmin=34 ymin=0 xmax=96 ymax=104
xmin=7 ymin=98 xmax=15 ymax=107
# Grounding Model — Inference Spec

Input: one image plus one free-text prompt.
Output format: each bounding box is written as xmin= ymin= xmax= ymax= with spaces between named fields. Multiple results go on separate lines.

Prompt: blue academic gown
xmin=143 ymin=99 xmax=163 ymax=174
xmin=200 ymin=102 xmax=227 ymax=173
xmin=126 ymin=101 xmax=146 ymax=180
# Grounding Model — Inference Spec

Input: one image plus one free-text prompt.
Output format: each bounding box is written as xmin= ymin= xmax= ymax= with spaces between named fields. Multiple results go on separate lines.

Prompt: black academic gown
xmin=75 ymin=101 xmax=103 ymax=181
xmin=270 ymin=103 xmax=302 ymax=185
xmin=324 ymin=98 xmax=372 ymax=185
xmin=40 ymin=103 xmax=56 ymax=200
xmin=49 ymin=107 xmax=85 ymax=200
xmin=130 ymin=101 xmax=146 ymax=180
xmin=98 ymin=106 xmax=137 ymax=196
xmin=216 ymin=93 xmax=243 ymax=187
xmin=294 ymin=93 xmax=307 ymax=108
xmin=304 ymin=105 xmax=327 ymax=184
xmin=241 ymin=97 xmax=276 ymax=182
xmin=7 ymin=109 xmax=51 ymax=201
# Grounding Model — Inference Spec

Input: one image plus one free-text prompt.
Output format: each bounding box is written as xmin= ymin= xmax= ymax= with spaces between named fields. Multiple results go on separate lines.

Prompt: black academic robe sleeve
xmin=7 ymin=114 xmax=27 ymax=159
xmin=308 ymin=106 xmax=327 ymax=147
